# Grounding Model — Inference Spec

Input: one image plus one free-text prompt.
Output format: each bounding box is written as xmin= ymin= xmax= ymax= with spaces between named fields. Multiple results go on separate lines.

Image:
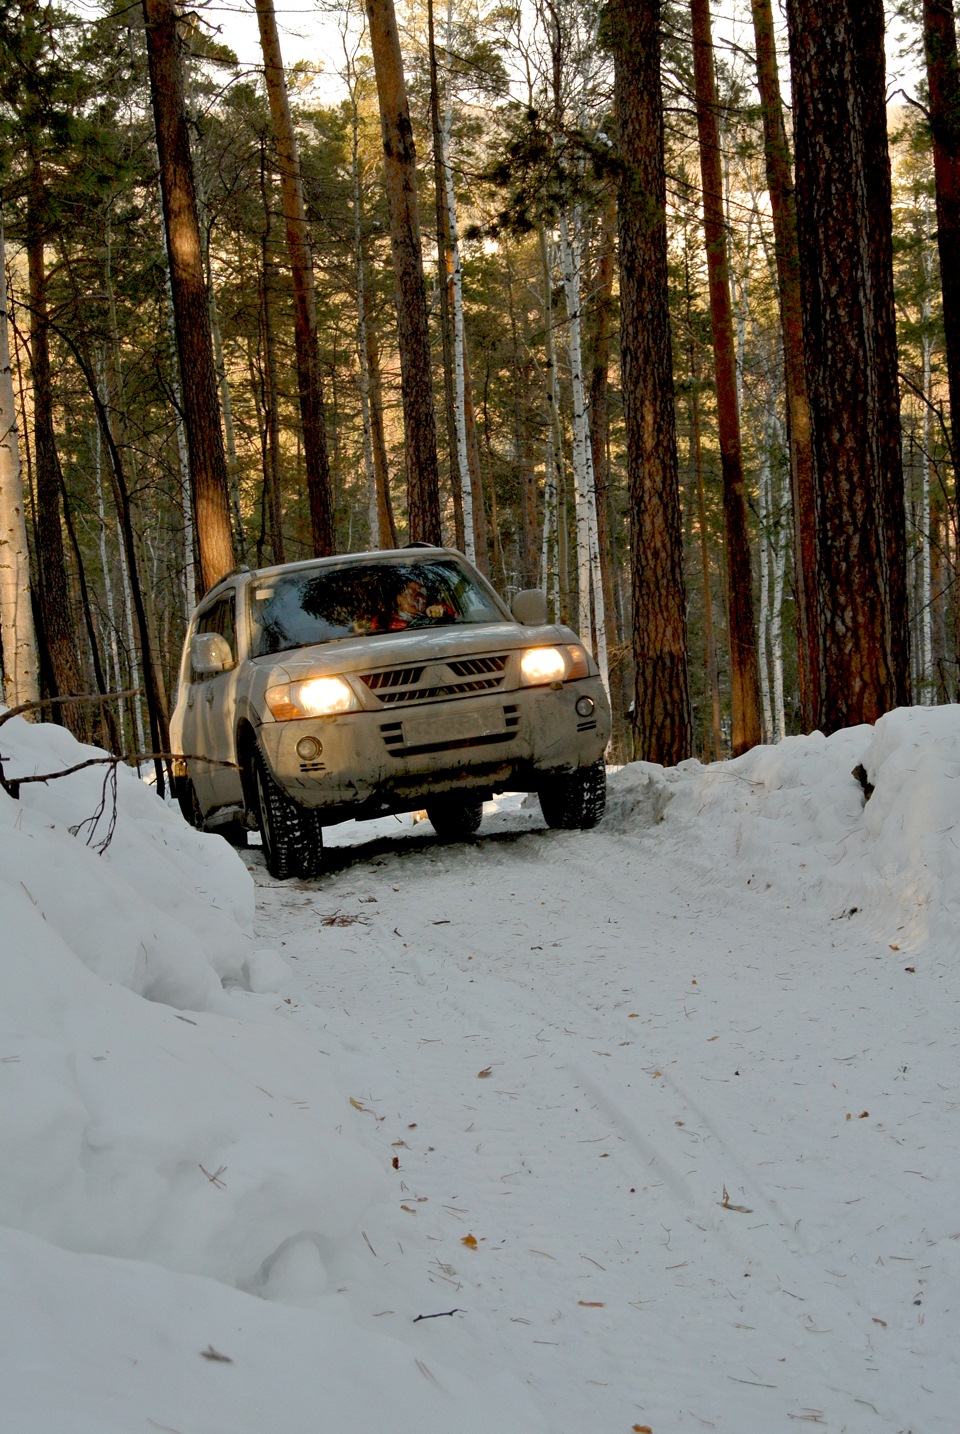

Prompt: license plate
xmin=402 ymin=706 xmax=504 ymax=747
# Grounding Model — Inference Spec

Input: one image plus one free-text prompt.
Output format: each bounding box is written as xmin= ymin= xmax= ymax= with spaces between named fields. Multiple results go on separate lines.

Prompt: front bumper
xmin=256 ymin=676 xmax=610 ymax=818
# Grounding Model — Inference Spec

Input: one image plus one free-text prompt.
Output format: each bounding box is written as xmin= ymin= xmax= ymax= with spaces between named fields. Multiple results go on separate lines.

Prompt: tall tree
xmin=786 ymin=0 xmax=910 ymax=727
xmin=365 ymin=0 xmax=442 ymax=543
xmin=690 ymin=0 xmax=762 ymax=754
xmin=0 ymin=205 xmax=39 ymax=712
xmin=255 ymin=0 xmax=336 ymax=556
xmin=607 ymin=0 xmax=692 ymax=765
xmin=750 ymin=0 xmax=819 ymax=731
xmin=923 ymin=0 xmax=960 ymax=470
xmin=141 ymin=0 xmax=235 ymax=595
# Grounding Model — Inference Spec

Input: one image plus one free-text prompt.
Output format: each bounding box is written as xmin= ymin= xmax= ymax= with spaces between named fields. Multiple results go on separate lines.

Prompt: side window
xmin=191 ymin=595 xmax=237 ymax=680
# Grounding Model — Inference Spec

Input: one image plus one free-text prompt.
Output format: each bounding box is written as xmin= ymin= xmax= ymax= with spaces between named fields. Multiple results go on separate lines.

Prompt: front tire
xmin=425 ymin=792 xmax=484 ymax=840
xmin=177 ymin=777 xmax=204 ymax=830
xmin=538 ymin=759 xmax=606 ymax=831
xmin=253 ymin=751 xmax=324 ymax=880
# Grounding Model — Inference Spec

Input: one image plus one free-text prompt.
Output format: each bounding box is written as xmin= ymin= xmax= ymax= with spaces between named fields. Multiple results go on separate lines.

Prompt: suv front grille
xmin=381 ymin=703 xmax=520 ymax=757
xmin=359 ymin=653 xmax=509 ymax=706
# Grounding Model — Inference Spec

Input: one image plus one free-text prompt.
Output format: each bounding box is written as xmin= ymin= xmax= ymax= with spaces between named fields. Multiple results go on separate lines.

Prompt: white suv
xmin=169 ymin=547 xmax=611 ymax=879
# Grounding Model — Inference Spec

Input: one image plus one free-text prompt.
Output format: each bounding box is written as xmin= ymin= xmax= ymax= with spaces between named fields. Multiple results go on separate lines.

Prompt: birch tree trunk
xmin=0 ymin=208 xmax=40 ymax=712
xmin=558 ymin=208 xmax=608 ymax=692
xmin=757 ymin=448 xmax=774 ymax=741
xmin=27 ymin=161 xmax=85 ymax=733
xmin=539 ymin=227 xmax=567 ymax=621
xmin=587 ymin=197 xmax=620 ymax=649
xmin=95 ymin=444 xmax=123 ymax=748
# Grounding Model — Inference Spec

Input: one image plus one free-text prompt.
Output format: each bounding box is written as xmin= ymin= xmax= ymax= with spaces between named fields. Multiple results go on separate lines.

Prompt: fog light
xmin=296 ymin=735 xmax=323 ymax=761
xmin=575 ymin=696 xmax=595 ymax=718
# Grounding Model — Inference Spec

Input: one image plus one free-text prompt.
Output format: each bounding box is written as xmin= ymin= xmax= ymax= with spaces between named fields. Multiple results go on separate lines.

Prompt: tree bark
xmin=0 ymin=206 xmax=40 ymax=714
xmin=363 ymin=293 xmax=398 ymax=546
xmin=608 ymin=0 xmax=692 ymax=765
xmin=786 ymin=0 xmax=910 ymax=728
xmin=427 ymin=0 xmax=462 ymax=550
xmin=365 ymin=0 xmax=442 ymax=543
xmin=750 ymin=0 xmax=819 ymax=730
xmin=690 ymin=0 xmax=761 ymax=754
xmin=924 ymin=0 xmax=960 ymax=473
xmin=141 ymin=0 xmax=235 ymax=595
xmin=26 ymin=164 xmax=85 ymax=735
xmin=587 ymin=196 xmax=620 ymax=650
xmin=255 ymin=0 xmax=335 ymax=556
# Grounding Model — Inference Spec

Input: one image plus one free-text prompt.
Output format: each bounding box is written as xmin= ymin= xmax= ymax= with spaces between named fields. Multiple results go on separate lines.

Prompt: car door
xmin=188 ymin=592 xmax=243 ymax=814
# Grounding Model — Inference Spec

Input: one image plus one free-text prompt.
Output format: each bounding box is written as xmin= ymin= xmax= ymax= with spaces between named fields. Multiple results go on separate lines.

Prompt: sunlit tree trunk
xmin=690 ymin=0 xmax=761 ymax=754
xmin=365 ymin=0 xmax=442 ymax=543
xmin=587 ymin=196 xmax=620 ymax=651
xmin=558 ymin=209 xmax=608 ymax=690
xmin=786 ymin=0 xmax=910 ymax=727
xmin=141 ymin=0 xmax=235 ymax=594
xmin=161 ymin=259 xmax=197 ymax=612
xmin=27 ymin=163 xmax=85 ymax=733
xmin=924 ymin=0 xmax=960 ymax=472
xmin=0 ymin=207 xmax=39 ymax=713
xmin=751 ymin=0 xmax=819 ymax=729
xmin=425 ymin=0 xmax=461 ymax=548
xmin=609 ymin=0 xmax=692 ymax=765
xmin=539 ymin=227 xmax=568 ymax=620
xmin=255 ymin=0 xmax=335 ymax=556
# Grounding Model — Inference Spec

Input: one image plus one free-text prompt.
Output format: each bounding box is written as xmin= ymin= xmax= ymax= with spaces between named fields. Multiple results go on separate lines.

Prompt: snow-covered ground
xmin=2 ymin=707 xmax=958 ymax=1432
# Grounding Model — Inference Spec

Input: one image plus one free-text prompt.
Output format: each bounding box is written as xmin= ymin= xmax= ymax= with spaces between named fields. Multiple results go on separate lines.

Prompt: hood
xmin=266 ymin=621 xmax=577 ymax=681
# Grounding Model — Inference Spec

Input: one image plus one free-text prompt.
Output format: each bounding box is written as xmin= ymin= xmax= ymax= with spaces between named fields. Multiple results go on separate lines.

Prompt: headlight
xmin=265 ymin=675 xmax=358 ymax=719
xmin=520 ymin=646 xmax=567 ymax=685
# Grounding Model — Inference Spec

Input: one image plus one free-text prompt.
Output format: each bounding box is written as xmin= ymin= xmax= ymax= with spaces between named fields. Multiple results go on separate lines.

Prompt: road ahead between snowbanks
xmin=248 ymin=771 xmax=956 ymax=1434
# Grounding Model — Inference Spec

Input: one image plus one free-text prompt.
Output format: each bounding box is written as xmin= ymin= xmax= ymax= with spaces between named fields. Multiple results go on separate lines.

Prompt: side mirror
xmin=511 ymin=588 xmax=549 ymax=625
xmin=191 ymin=632 xmax=233 ymax=677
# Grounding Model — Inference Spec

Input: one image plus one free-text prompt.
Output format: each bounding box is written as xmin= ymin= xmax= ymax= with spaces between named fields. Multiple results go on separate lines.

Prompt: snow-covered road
xmin=5 ymin=710 xmax=959 ymax=1433
xmin=250 ymin=777 xmax=957 ymax=1433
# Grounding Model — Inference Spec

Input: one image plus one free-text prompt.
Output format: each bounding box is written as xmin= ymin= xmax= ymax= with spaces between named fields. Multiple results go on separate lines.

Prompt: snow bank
xmin=609 ymin=705 xmax=960 ymax=949
xmin=2 ymin=715 xmax=252 ymax=1005
xmin=0 ymin=718 xmax=539 ymax=1431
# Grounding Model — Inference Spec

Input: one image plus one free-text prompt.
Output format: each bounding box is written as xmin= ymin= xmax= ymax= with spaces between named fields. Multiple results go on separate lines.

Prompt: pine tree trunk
xmin=426 ymin=0 xmax=461 ymax=550
xmin=609 ymin=0 xmax=692 ymax=765
xmin=786 ymin=0 xmax=910 ymax=727
xmin=690 ymin=0 xmax=761 ymax=754
xmin=141 ymin=0 xmax=235 ymax=594
xmin=365 ymin=0 xmax=442 ymax=543
xmin=363 ymin=293 xmax=398 ymax=547
xmin=256 ymin=150 xmax=286 ymax=566
xmin=0 ymin=207 xmax=40 ymax=713
xmin=924 ymin=0 xmax=960 ymax=472
xmin=751 ymin=0 xmax=819 ymax=730
xmin=255 ymin=0 xmax=335 ymax=556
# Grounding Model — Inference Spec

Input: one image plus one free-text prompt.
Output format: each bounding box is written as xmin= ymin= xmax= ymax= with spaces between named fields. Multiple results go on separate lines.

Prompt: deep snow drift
xmin=1 ymin=706 xmax=958 ymax=1431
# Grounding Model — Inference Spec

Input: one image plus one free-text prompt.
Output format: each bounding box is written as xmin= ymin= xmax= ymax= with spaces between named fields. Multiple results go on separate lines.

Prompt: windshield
xmin=248 ymin=559 xmax=505 ymax=658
